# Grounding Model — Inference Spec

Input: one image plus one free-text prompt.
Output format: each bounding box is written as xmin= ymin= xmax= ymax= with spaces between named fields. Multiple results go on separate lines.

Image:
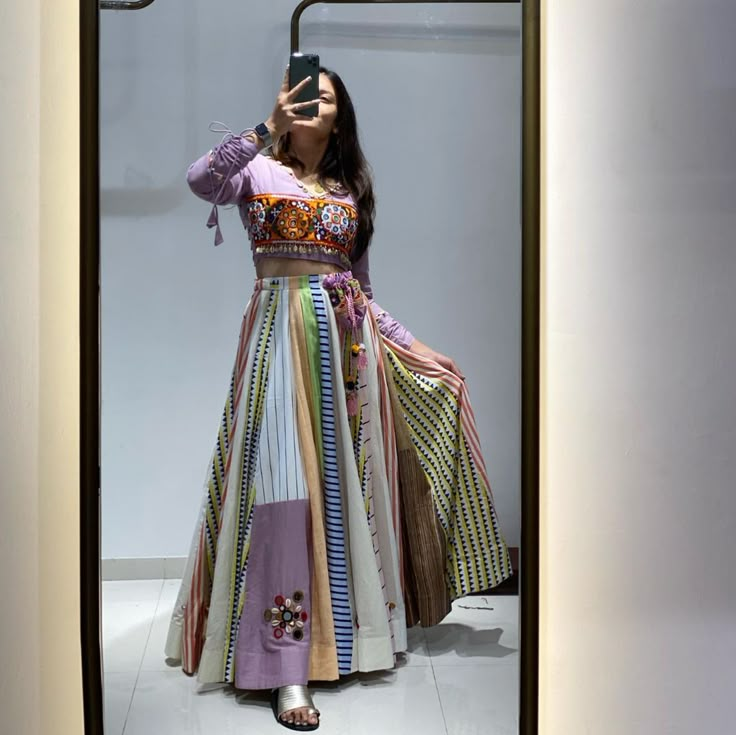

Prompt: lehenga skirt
xmin=164 ymin=271 xmax=512 ymax=690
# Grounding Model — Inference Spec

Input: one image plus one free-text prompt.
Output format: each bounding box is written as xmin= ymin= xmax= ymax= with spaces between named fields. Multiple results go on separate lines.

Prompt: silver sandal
xmin=270 ymin=685 xmax=321 ymax=731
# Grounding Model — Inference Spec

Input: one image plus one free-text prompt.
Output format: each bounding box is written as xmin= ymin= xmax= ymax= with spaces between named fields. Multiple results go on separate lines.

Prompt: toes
xmin=278 ymin=705 xmax=318 ymax=727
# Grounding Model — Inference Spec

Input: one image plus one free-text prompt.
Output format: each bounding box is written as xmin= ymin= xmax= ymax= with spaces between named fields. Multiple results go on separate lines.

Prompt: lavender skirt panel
xmin=234 ymin=498 xmax=312 ymax=690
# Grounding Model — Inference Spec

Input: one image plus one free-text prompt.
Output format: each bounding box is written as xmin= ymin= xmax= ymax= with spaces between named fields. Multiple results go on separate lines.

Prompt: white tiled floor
xmin=102 ymin=580 xmax=519 ymax=735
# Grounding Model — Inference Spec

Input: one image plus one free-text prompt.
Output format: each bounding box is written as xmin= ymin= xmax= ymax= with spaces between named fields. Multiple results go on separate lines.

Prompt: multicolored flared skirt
xmin=164 ymin=271 xmax=512 ymax=690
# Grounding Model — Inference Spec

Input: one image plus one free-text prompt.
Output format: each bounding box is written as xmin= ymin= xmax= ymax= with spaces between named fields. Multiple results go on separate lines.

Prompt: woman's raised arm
xmin=186 ymin=67 xmax=320 ymax=245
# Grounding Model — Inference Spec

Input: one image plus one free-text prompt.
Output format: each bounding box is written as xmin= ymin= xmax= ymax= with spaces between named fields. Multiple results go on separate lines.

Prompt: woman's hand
xmin=408 ymin=339 xmax=466 ymax=381
xmin=265 ymin=67 xmax=321 ymax=140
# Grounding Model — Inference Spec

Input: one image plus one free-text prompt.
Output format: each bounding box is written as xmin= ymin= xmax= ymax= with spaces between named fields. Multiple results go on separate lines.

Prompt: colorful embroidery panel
xmin=265 ymin=591 xmax=309 ymax=641
xmin=242 ymin=195 xmax=358 ymax=268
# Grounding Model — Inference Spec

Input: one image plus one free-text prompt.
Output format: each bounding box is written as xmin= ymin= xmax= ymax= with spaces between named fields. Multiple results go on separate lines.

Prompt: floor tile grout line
xmin=119 ymin=577 xmax=165 ymax=735
xmin=423 ymin=625 xmax=452 ymax=735
xmin=428 ymin=651 xmax=451 ymax=735
xmin=102 ymin=579 xmax=162 ymax=732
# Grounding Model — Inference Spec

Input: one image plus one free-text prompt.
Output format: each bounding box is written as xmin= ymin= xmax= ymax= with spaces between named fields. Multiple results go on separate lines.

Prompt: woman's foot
xmin=271 ymin=685 xmax=320 ymax=730
xmin=278 ymin=700 xmax=319 ymax=728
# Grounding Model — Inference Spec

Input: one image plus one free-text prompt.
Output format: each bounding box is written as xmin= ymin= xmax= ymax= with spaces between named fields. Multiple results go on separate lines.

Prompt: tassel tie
xmin=323 ymin=272 xmax=368 ymax=417
xmin=205 ymin=121 xmax=257 ymax=247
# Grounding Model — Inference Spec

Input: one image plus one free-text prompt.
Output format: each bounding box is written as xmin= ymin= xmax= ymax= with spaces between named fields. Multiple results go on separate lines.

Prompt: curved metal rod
xmin=291 ymin=0 xmax=519 ymax=53
xmin=100 ymin=0 xmax=156 ymax=9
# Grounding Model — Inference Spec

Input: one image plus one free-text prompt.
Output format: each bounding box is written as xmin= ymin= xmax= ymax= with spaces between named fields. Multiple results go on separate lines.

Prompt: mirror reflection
xmin=100 ymin=3 xmax=522 ymax=733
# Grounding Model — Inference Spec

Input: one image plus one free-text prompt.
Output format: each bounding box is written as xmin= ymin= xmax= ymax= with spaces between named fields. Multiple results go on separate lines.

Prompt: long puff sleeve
xmin=351 ymin=247 xmax=415 ymax=350
xmin=186 ymin=123 xmax=262 ymax=246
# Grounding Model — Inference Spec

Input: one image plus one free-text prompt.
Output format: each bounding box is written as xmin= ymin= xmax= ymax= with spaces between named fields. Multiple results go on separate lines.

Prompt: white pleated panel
xmin=254 ymin=286 xmax=308 ymax=505
xmin=361 ymin=319 xmax=407 ymax=653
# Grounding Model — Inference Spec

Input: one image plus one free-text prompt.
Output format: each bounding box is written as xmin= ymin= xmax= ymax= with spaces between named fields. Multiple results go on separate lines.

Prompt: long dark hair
xmin=271 ymin=66 xmax=375 ymax=263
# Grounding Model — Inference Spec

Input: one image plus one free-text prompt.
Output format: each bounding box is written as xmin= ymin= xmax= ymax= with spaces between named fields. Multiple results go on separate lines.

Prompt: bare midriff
xmin=256 ymin=257 xmax=347 ymax=279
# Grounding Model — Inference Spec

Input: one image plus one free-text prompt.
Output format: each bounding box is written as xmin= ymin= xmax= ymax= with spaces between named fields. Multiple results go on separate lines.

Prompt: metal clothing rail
xmin=99 ymin=0 xmax=521 ymax=52
xmin=100 ymin=0 xmax=155 ymax=8
xmin=290 ymin=0 xmax=519 ymax=53
xmin=99 ymin=0 xmax=522 ymax=39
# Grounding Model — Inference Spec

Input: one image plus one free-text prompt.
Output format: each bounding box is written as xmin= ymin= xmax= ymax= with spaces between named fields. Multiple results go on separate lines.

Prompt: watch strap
xmin=254 ymin=122 xmax=273 ymax=148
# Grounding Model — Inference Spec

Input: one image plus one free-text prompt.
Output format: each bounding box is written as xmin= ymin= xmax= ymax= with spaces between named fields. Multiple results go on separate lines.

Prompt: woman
xmin=165 ymin=65 xmax=512 ymax=731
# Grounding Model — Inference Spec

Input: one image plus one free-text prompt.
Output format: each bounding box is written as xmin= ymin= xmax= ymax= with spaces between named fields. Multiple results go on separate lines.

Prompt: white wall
xmin=540 ymin=1 xmax=736 ymax=733
xmin=0 ymin=1 xmax=83 ymax=734
xmin=99 ymin=1 xmax=523 ymax=559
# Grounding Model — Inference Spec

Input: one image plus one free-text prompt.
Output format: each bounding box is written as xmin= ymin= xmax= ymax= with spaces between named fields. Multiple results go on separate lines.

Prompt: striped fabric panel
xmin=383 ymin=346 xmax=513 ymax=597
xmin=254 ymin=288 xmax=308 ymax=505
xmin=288 ymin=286 xmax=339 ymax=681
xmin=181 ymin=519 xmax=208 ymax=673
xmin=180 ymin=295 xmax=262 ymax=675
xmin=308 ymin=275 xmax=354 ymax=674
xmin=203 ymin=288 xmax=263 ymax=573
xmin=364 ymin=311 xmax=403 ymax=580
xmin=204 ymin=374 xmax=232 ymax=578
xmin=218 ymin=294 xmax=265 ymax=514
xmin=298 ymin=281 xmax=324 ymax=469
xmin=344 ymin=333 xmax=394 ymax=637
xmin=386 ymin=342 xmax=506 ymax=520
xmin=223 ymin=290 xmax=280 ymax=681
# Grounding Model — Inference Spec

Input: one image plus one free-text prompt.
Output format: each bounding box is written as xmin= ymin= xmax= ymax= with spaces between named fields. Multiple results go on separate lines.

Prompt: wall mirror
xmin=80 ymin=1 xmax=540 ymax=733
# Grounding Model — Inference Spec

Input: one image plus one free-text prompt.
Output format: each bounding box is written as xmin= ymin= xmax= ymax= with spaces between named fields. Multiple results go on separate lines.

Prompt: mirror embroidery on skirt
xmin=264 ymin=591 xmax=309 ymax=641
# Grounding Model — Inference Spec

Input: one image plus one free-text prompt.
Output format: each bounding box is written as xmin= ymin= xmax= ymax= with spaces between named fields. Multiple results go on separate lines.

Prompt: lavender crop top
xmin=186 ymin=128 xmax=415 ymax=350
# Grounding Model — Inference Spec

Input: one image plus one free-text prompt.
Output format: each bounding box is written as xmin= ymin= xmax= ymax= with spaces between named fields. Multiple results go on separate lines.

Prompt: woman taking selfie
xmin=165 ymin=64 xmax=512 ymax=731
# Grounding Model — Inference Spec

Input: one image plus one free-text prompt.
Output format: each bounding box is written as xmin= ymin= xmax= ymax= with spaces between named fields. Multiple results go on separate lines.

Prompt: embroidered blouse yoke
xmin=186 ymin=130 xmax=414 ymax=349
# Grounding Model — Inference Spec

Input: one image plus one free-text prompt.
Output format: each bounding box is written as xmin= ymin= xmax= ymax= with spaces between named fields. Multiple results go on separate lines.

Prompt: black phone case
xmin=289 ymin=53 xmax=320 ymax=117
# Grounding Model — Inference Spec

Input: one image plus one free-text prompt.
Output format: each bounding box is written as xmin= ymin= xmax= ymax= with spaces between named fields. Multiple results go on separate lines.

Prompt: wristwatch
xmin=254 ymin=122 xmax=273 ymax=148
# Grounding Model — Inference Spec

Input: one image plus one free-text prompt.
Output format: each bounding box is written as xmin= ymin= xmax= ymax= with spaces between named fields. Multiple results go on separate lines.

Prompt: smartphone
xmin=289 ymin=52 xmax=320 ymax=117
